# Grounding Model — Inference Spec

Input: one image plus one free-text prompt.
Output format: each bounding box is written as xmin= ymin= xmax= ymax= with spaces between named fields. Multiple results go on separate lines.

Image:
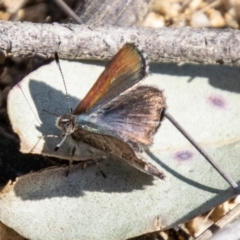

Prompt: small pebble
xmin=191 ymin=11 xmax=210 ymax=27
xmin=189 ymin=0 xmax=202 ymax=12
xmin=225 ymin=11 xmax=239 ymax=28
xmin=167 ymin=3 xmax=181 ymax=18
xmin=151 ymin=0 xmax=170 ymax=15
xmin=2 ymin=0 xmax=28 ymax=14
xmin=143 ymin=12 xmax=165 ymax=28
xmin=0 ymin=11 xmax=10 ymax=20
xmin=208 ymin=9 xmax=225 ymax=27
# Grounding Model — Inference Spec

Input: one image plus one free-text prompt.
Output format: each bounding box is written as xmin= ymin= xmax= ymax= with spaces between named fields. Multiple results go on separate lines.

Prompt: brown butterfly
xmin=55 ymin=43 xmax=166 ymax=179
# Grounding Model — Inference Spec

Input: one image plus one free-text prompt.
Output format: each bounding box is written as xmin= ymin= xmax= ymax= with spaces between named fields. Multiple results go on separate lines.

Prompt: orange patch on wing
xmin=73 ymin=44 xmax=146 ymax=114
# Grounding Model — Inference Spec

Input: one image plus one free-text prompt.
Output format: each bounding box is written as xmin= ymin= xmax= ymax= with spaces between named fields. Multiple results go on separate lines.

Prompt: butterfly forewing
xmin=73 ymin=44 xmax=148 ymax=115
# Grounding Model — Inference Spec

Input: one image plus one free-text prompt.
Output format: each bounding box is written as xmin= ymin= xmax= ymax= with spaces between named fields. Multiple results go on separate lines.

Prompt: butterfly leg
xmin=87 ymin=149 xmax=106 ymax=178
xmin=71 ymin=146 xmax=76 ymax=155
xmin=65 ymin=146 xmax=76 ymax=176
xmin=94 ymin=160 xmax=107 ymax=178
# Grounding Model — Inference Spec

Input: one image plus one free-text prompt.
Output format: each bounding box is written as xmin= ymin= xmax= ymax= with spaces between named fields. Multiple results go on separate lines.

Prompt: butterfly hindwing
xmin=77 ymin=86 xmax=166 ymax=148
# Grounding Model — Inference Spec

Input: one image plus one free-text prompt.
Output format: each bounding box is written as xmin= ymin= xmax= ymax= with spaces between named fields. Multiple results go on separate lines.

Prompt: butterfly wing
xmin=77 ymin=86 xmax=166 ymax=147
xmin=71 ymin=127 xmax=166 ymax=179
xmin=73 ymin=44 xmax=148 ymax=115
xmin=98 ymin=86 xmax=166 ymax=146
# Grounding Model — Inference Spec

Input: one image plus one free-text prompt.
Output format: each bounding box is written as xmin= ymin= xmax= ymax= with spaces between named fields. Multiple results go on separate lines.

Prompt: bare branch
xmin=1 ymin=21 xmax=240 ymax=65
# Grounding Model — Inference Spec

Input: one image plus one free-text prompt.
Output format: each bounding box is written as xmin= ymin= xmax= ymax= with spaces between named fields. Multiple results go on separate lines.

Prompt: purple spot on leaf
xmin=174 ymin=150 xmax=193 ymax=162
xmin=207 ymin=95 xmax=226 ymax=109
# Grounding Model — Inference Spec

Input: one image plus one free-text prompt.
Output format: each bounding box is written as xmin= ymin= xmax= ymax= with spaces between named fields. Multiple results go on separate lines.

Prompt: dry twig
xmin=1 ymin=21 xmax=240 ymax=65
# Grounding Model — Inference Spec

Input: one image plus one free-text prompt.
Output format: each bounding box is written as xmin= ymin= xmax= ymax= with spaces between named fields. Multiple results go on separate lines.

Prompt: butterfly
xmin=55 ymin=43 xmax=166 ymax=179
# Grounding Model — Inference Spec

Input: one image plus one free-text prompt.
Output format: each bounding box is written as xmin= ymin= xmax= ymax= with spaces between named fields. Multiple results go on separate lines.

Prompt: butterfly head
xmin=56 ymin=114 xmax=77 ymax=135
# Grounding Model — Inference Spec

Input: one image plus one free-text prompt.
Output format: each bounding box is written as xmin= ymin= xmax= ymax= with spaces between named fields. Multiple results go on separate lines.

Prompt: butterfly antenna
xmin=54 ymin=52 xmax=72 ymax=114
